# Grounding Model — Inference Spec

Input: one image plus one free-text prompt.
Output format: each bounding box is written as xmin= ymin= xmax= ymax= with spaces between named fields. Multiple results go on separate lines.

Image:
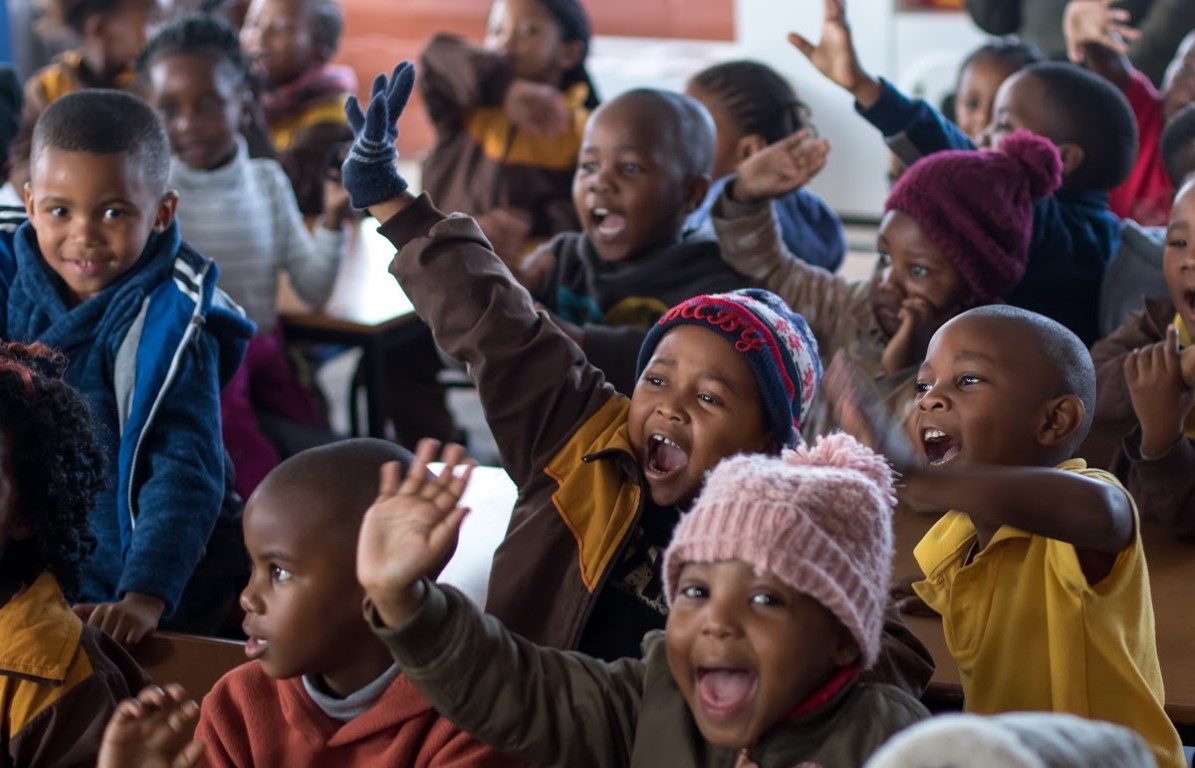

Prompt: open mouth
xmin=921 ymin=428 xmax=962 ymax=467
xmin=1183 ymin=289 xmax=1195 ymax=315
xmin=590 ymin=206 xmax=627 ymax=241
xmin=696 ymin=668 xmax=757 ymax=720
xmin=645 ymin=433 xmax=689 ymax=481
xmin=244 ymin=633 xmax=269 ymax=660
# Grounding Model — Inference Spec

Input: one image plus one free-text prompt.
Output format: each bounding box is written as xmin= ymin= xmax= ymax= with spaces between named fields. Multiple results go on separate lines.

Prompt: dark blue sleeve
xmin=775 ymin=190 xmax=848 ymax=273
xmin=856 ymin=78 xmax=975 ymax=162
xmin=0 ymin=230 xmax=15 ymax=334
xmin=118 ymin=328 xmax=225 ymax=616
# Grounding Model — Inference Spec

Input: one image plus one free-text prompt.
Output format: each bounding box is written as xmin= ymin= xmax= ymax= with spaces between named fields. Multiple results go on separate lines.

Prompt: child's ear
xmin=22 ymin=182 xmax=33 ymax=219
xmin=735 ymin=133 xmax=767 ymax=165
xmin=1056 ymin=142 xmax=1086 ymax=178
xmin=830 ymin=626 xmax=861 ymax=667
xmin=682 ymin=174 xmax=712 ymax=215
xmin=153 ymin=190 xmax=180 ymax=232
xmin=1037 ymin=394 xmax=1085 ymax=450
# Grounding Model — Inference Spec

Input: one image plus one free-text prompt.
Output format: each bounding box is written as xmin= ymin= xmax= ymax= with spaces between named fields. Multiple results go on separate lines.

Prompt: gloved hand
xmin=341 ymin=62 xmax=416 ymax=210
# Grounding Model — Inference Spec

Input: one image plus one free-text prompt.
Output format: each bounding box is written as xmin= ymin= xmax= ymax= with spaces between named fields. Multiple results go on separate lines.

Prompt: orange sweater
xmin=196 ymin=661 xmax=521 ymax=767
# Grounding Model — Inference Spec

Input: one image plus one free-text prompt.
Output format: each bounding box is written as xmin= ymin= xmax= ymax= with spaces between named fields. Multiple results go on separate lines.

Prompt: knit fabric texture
xmin=885 ymin=129 xmax=1063 ymax=303
xmin=635 ymin=288 xmax=821 ymax=448
xmin=662 ymin=433 xmax=897 ymax=667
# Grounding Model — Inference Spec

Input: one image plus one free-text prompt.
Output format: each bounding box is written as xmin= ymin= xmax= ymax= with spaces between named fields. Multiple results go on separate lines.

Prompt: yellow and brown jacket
xmin=419 ymin=34 xmax=590 ymax=240
xmin=379 ymin=195 xmax=934 ymax=694
xmin=0 ymin=572 xmax=150 ymax=765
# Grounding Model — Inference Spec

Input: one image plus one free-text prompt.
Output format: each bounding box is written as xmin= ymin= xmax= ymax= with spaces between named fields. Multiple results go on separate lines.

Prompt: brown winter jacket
xmin=377 ymin=194 xmax=934 ymax=695
xmin=711 ymin=192 xmax=919 ymax=441
xmin=419 ymin=34 xmax=588 ymax=239
xmin=1091 ymin=297 xmax=1195 ymax=536
xmin=0 ymin=572 xmax=150 ymax=766
xmin=370 ymin=583 xmax=930 ymax=768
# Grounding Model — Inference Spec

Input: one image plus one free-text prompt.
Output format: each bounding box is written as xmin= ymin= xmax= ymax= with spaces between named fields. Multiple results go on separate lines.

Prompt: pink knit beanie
xmin=662 ymin=433 xmax=896 ymax=667
xmin=885 ymin=130 xmax=1063 ymax=303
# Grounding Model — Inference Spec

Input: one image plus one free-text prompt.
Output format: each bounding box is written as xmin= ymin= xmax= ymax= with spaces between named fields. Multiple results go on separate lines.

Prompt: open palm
xmin=788 ymin=0 xmax=865 ymax=92
xmin=357 ymin=440 xmax=474 ymax=625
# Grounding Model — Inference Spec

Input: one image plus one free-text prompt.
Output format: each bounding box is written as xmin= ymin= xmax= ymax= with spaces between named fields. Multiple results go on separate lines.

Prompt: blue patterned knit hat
xmin=635 ymin=289 xmax=822 ymax=448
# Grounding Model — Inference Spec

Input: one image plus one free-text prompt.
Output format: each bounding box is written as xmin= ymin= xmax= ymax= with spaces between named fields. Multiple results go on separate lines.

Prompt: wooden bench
xmin=133 ymin=632 xmax=246 ymax=699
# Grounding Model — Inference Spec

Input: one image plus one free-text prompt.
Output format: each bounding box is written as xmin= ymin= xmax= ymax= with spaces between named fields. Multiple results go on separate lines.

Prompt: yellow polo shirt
xmin=913 ymin=460 xmax=1183 ymax=768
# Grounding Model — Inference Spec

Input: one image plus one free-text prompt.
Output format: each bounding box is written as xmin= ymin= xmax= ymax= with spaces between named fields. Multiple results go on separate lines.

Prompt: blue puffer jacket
xmin=858 ymin=79 xmax=1120 ymax=346
xmin=0 ymin=220 xmax=253 ymax=616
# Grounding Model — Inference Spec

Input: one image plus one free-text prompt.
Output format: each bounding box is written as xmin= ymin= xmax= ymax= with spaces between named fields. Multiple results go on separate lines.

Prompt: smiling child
xmin=335 ymin=63 xmax=934 ymax=692
xmin=355 ymin=436 xmax=927 ymax=768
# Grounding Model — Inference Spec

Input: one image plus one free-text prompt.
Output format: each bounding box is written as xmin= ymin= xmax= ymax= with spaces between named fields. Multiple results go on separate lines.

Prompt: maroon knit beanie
xmin=885 ymin=130 xmax=1063 ymax=303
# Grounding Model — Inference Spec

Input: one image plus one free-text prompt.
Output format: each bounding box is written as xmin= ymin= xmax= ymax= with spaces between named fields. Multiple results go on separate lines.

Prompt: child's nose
xmin=239 ymin=582 xmax=263 ymax=615
xmin=701 ymin=597 xmax=739 ymax=638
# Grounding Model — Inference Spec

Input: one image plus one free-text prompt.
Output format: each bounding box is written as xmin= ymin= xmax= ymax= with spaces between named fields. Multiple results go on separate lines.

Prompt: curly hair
xmin=136 ymin=13 xmax=251 ymax=84
xmin=0 ymin=342 xmax=103 ymax=598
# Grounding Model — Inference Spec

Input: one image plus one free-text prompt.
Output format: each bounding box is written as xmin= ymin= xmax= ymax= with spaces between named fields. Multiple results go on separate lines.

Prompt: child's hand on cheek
xmin=99 ymin=684 xmax=203 ymax=768
xmin=787 ymin=0 xmax=881 ymax=107
xmin=357 ymin=439 xmax=475 ymax=628
xmin=74 ymin=592 xmax=165 ymax=647
xmin=825 ymin=352 xmax=919 ymax=476
xmin=880 ymin=297 xmax=936 ymax=375
xmin=730 ymin=129 xmax=829 ymax=204
xmin=503 ymin=80 xmax=570 ymax=137
xmin=1124 ymin=325 xmax=1195 ymax=459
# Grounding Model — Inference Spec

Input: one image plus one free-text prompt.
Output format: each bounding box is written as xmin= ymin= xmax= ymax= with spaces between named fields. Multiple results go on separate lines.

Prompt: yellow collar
xmin=0 ymin=573 xmax=82 ymax=685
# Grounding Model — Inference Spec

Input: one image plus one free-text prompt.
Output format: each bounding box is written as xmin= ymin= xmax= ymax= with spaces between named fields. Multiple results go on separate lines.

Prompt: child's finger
xmin=826 ymin=0 xmax=847 ymax=23
xmin=344 ymin=95 xmax=365 ymax=134
xmin=174 ymin=740 xmax=206 ymax=768
xmin=399 ymin=439 xmax=441 ymax=495
xmin=440 ymin=460 xmax=476 ymax=507
xmin=787 ymin=31 xmax=816 ymax=58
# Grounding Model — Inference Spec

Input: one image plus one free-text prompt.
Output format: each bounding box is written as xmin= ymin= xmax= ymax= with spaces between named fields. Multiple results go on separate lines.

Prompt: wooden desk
xmin=281 ymin=219 xmax=421 ymax=438
xmin=893 ymin=510 xmax=1195 ymax=735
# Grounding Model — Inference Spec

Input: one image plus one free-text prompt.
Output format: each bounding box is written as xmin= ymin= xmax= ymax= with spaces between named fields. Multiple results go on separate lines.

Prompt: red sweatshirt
xmin=1109 ymin=69 xmax=1173 ymax=226
xmin=196 ymin=661 xmax=522 ymax=767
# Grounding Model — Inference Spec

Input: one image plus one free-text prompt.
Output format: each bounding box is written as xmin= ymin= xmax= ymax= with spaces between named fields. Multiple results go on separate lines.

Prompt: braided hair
xmin=0 ymin=343 xmax=103 ymax=598
xmin=688 ymin=60 xmax=810 ymax=145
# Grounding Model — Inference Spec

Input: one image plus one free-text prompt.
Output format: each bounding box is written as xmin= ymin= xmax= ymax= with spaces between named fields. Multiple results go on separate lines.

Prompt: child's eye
xmin=49 ymin=206 xmax=68 ymax=217
xmin=578 ymin=161 xmax=599 ymax=174
xmin=907 ymin=264 xmax=929 ymax=278
xmin=103 ymin=208 xmax=124 ymax=220
xmin=1166 ymin=238 xmax=1188 ymax=249
xmin=698 ymin=392 xmax=723 ymax=407
xmin=269 ymin=564 xmax=292 ymax=583
xmin=750 ymin=591 xmax=782 ymax=607
xmin=678 ymin=584 xmax=708 ymax=600
xmin=643 ymin=373 xmax=665 ymax=387
xmin=515 ymin=22 xmax=539 ymax=37
xmin=619 ymin=163 xmax=644 ymax=176
xmin=914 ymin=380 xmax=932 ymax=394
xmin=957 ymin=374 xmax=982 ymax=387
xmin=876 ymin=251 xmax=892 ymax=268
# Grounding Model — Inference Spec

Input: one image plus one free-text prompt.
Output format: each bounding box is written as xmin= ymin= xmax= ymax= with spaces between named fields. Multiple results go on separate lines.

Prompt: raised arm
xmin=358 ymin=442 xmax=642 ymax=768
xmin=343 ymin=64 xmax=613 ymax=487
xmin=1064 ymin=0 xmax=1138 ymax=90
xmin=419 ymin=34 xmax=512 ymax=128
xmin=270 ymin=163 xmax=342 ymax=310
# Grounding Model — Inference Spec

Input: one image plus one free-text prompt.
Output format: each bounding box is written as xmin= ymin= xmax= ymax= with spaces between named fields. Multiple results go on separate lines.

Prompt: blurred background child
xmin=0 ymin=343 xmax=149 ymax=765
xmin=683 ymin=59 xmax=846 ymax=273
xmin=949 ymin=37 xmax=1043 ymax=142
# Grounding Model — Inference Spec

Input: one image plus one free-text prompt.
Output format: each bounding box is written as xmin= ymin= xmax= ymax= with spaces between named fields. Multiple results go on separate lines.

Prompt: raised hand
xmin=98 ymin=684 xmax=203 ymax=768
xmin=357 ymin=439 xmax=475 ymax=628
xmin=1064 ymin=0 xmax=1141 ymax=62
xmin=341 ymin=62 xmax=417 ymax=210
xmin=731 ymin=129 xmax=830 ymax=204
xmin=824 ymin=352 xmax=918 ymax=476
xmin=1124 ymin=325 xmax=1195 ymax=459
xmin=787 ymin=0 xmax=880 ymax=107
xmin=504 ymin=80 xmax=571 ymax=137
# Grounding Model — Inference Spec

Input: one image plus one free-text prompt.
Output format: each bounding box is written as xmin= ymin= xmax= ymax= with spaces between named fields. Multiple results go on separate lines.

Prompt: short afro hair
xmin=306 ymin=0 xmax=343 ymax=56
xmin=31 ymin=89 xmax=171 ymax=194
xmin=957 ymin=305 xmax=1096 ymax=457
xmin=136 ymin=13 xmax=250 ymax=84
xmin=1020 ymin=62 xmax=1137 ymax=191
xmin=595 ymin=88 xmax=715 ymax=179
xmin=1162 ymin=103 xmax=1195 ymax=188
xmin=0 ymin=343 xmax=103 ymax=599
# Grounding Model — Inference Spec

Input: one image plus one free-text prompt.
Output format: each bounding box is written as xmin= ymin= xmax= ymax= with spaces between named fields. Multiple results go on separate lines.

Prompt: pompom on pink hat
xmin=662 ymin=433 xmax=897 ymax=667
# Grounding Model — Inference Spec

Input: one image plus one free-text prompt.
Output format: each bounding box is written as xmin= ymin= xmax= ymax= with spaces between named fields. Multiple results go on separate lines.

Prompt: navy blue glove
xmin=341 ymin=62 xmax=416 ymax=210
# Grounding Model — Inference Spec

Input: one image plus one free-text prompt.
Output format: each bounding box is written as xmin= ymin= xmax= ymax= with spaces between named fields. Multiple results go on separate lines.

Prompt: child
xmin=951 ymin=37 xmax=1043 ymax=142
xmin=354 ymin=436 xmax=929 ymax=768
xmin=1064 ymin=2 xmax=1195 ymax=226
xmin=335 ymin=63 xmax=935 ymax=693
xmin=682 ymin=59 xmax=847 ymax=273
xmin=196 ymin=439 xmax=520 ymax=766
xmin=826 ymin=304 xmax=1184 ymax=768
xmin=0 ymin=90 xmax=255 ymax=644
xmin=9 ymin=0 xmax=169 ymax=189
xmin=0 ymin=342 xmax=150 ymax=765
xmin=140 ymin=14 xmax=344 ymax=498
xmin=239 ymin=0 xmax=355 ymax=217
xmin=792 ymin=0 xmax=1136 ymax=346
xmin=421 ymin=0 xmax=597 ymax=256
xmin=714 ymin=127 xmax=1061 ymax=440
xmin=1092 ymin=177 xmax=1195 ymax=536
xmin=523 ymin=87 xmax=747 ymax=394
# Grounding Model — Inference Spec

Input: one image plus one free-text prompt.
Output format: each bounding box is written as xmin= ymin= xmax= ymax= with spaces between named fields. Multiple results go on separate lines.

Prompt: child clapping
xmin=357 ymin=438 xmax=927 ymax=768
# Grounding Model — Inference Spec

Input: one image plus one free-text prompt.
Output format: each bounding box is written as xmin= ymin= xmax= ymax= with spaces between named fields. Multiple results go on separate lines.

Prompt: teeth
xmin=593 ymin=207 xmax=608 ymax=218
xmin=923 ymin=429 xmax=947 ymax=441
xmin=652 ymin=434 xmax=680 ymax=449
